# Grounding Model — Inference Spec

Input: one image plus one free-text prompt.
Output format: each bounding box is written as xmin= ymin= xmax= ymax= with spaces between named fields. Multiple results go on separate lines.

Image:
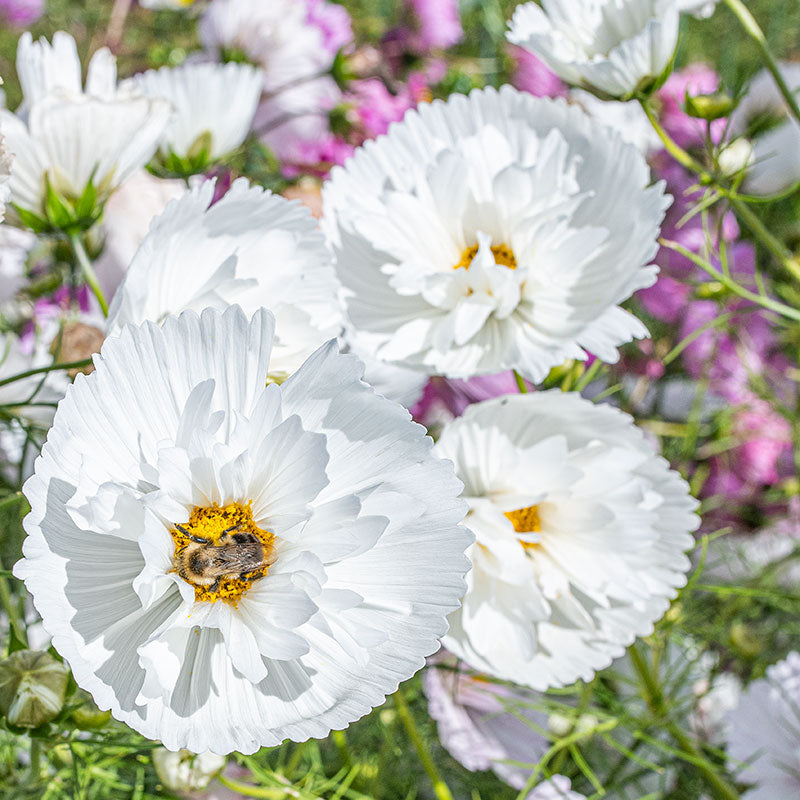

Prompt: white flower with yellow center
xmin=120 ymin=62 xmax=263 ymax=167
xmin=508 ymin=0 xmax=715 ymax=100
xmin=726 ymin=651 xmax=800 ymax=800
xmin=14 ymin=306 xmax=472 ymax=753
xmin=433 ymin=391 xmax=698 ymax=689
xmin=0 ymin=32 xmax=169 ymax=226
xmin=107 ymin=178 xmax=342 ymax=382
xmin=323 ymin=87 xmax=668 ymax=382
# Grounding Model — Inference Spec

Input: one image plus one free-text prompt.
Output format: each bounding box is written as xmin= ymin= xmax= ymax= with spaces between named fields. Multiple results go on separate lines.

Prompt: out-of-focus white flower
xmin=120 ymin=62 xmax=263 ymax=169
xmin=718 ymin=137 xmax=755 ymax=178
xmin=92 ymin=170 xmax=186 ymax=300
xmin=0 ymin=225 xmax=35 ymax=306
xmin=107 ymin=178 xmax=342 ymax=382
xmin=729 ymin=63 xmax=800 ymax=196
xmin=323 ymin=86 xmax=668 ymax=382
xmin=423 ymin=660 xmax=550 ymax=791
xmin=528 ymin=777 xmax=587 ymax=800
xmin=199 ymin=0 xmax=343 ymax=164
xmin=15 ymin=306 xmax=471 ymax=753
xmin=0 ymin=133 xmax=11 ymax=222
xmin=508 ymin=0 xmax=712 ymax=100
xmin=726 ymin=651 xmax=800 ymax=799
xmin=0 ymin=32 xmax=169 ymax=227
xmin=434 ymin=391 xmax=698 ymax=690
xmin=152 ymin=749 xmax=226 ymax=794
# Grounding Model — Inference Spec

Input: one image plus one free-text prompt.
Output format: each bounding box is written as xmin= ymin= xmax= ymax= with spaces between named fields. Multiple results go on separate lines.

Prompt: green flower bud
xmin=685 ymin=91 xmax=735 ymax=121
xmin=152 ymin=748 xmax=226 ymax=795
xmin=0 ymin=650 xmax=70 ymax=728
xmin=69 ymin=690 xmax=112 ymax=730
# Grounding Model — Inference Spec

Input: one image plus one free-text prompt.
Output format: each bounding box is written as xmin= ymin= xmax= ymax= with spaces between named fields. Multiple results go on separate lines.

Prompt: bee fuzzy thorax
xmin=170 ymin=501 xmax=276 ymax=605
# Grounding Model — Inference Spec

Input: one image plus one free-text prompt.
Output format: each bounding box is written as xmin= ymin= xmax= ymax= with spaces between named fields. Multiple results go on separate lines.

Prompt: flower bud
xmin=69 ymin=689 xmax=112 ymax=730
xmin=685 ymin=91 xmax=735 ymax=121
xmin=0 ymin=649 xmax=69 ymax=728
xmin=152 ymin=748 xmax=226 ymax=795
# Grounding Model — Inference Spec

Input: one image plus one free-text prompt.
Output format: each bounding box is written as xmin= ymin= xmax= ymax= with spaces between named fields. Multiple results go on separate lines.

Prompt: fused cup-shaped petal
xmin=106 ymin=178 xmax=342 ymax=382
xmin=434 ymin=391 xmax=698 ymax=690
xmin=0 ymin=649 xmax=70 ymax=728
xmin=15 ymin=306 xmax=471 ymax=753
xmin=508 ymin=0 xmax=684 ymax=99
xmin=725 ymin=651 xmax=800 ymax=799
xmin=120 ymin=62 xmax=263 ymax=166
xmin=0 ymin=93 xmax=171 ymax=221
xmin=152 ymin=748 xmax=226 ymax=793
xmin=323 ymin=86 xmax=669 ymax=382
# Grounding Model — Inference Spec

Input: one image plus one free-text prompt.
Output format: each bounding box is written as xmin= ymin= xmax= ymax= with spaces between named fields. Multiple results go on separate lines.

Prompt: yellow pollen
xmin=504 ymin=504 xmax=541 ymax=551
xmin=170 ymin=501 xmax=276 ymax=605
xmin=454 ymin=243 xmax=517 ymax=271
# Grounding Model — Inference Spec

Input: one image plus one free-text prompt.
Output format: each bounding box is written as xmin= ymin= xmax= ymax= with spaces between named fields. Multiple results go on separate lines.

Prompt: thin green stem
xmin=394 ymin=685 xmax=454 ymax=800
xmin=723 ymin=0 xmax=800 ymax=127
xmin=513 ymin=369 xmax=528 ymax=394
xmin=640 ymin=98 xmax=800 ymax=283
xmin=216 ymin=775 xmax=290 ymax=799
xmin=628 ymin=646 xmax=741 ymax=800
xmin=0 ymin=575 xmax=28 ymax=648
xmin=660 ymin=238 xmax=800 ymax=321
xmin=68 ymin=233 xmax=108 ymax=317
xmin=0 ymin=359 xmax=93 ymax=389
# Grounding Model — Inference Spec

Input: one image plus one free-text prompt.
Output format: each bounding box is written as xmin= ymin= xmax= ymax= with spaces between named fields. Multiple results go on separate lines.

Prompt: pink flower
xmin=657 ymin=63 xmax=727 ymax=150
xmin=304 ymin=0 xmax=353 ymax=56
xmin=0 ymin=0 xmax=43 ymax=26
xmin=509 ymin=45 xmax=566 ymax=98
xmin=731 ymin=399 xmax=793 ymax=486
xmin=411 ymin=372 xmax=525 ymax=423
xmin=407 ymin=0 xmax=462 ymax=51
xmin=350 ymin=77 xmax=417 ymax=137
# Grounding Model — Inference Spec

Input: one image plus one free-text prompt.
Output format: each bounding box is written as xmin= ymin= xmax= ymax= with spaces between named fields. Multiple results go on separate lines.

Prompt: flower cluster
xmin=0 ymin=2 xmax=797 ymax=799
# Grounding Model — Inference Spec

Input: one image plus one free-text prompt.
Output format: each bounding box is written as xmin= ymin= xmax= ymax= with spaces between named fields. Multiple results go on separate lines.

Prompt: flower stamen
xmin=504 ymin=504 xmax=541 ymax=550
xmin=454 ymin=243 xmax=517 ymax=270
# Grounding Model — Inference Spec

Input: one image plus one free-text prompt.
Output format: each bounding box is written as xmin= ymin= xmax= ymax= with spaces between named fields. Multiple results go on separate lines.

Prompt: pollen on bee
xmin=170 ymin=501 xmax=276 ymax=606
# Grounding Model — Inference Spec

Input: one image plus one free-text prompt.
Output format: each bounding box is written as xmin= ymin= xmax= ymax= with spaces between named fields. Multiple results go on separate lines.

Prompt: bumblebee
xmin=172 ymin=524 xmax=277 ymax=594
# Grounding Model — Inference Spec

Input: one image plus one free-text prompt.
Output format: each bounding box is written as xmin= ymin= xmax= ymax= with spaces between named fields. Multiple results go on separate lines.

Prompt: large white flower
xmin=508 ymin=0 xmax=712 ymax=99
xmin=14 ymin=306 xmax=471 ymax=753
xmin=433 ymin=391 xmax=698 ymax=689
xmin=726 ymin=651 xmax=800 ymax=799
xmin=0 ymin=32 xmax=169 ymax=223
xmin=106 ymin=178 xmax=342 ymax=382
xmin=120 ymin=62 xmax=263 ymax=165
xmin=323 ymin=86 xmax=668 ymax=381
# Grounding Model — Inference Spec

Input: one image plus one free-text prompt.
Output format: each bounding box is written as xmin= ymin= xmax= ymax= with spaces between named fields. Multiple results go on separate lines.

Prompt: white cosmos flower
xmin=120 ymin=62 xmax=263 ymax=163
xmin=433 ymin=391 xmax=698 ymax=690
xmin=508 ymin=0 xmax=711 ymax=99
xmin=14 ymin=306 xmax=471 ymax=753
xmin=106 ymin=178 xmax=342 ymax=382
xmin=0 ymin=133 xmax=11 ymax=223
xmin=323 ymin=86 xmax=668 ymax=381
xmin=726 ymin=651 xmax=800 ymax=800
xmin=0 ymin=33 xmax=169 ymax=222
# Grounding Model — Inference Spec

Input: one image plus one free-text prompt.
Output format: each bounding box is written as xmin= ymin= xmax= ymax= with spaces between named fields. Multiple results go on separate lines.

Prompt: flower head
xmin=107 ymin=178 xmax=342 ymax=382
xmin=14 ymin=306 xmax=471 ymax=753
xmin=726 ymin=651 xmax=800 ymax=799
xmin=323 ymin=86 xmax=668 ymax=381
xmin=120 ymin=62 xmax=263 ymax=174
xmin=433 ymin=391 xmax=698 ymax=689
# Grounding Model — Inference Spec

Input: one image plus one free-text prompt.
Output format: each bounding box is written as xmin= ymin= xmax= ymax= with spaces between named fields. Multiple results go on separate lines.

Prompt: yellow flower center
xmin=504 ymin=504 xmax=541 ymax=551
xmin=170 ymin=501 xmax=276 ymax=605
xmin=454 ymin=243 xmax=517 ymax=271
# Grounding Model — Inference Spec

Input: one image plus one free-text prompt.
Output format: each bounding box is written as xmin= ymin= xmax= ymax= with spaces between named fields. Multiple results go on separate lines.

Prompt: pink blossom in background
xmin=305 ymin=0 xmax=353 ymax=56
xmin=730 ymin=399 xmax=793 ymax=486
xmin=411 ymin=372 xmax=525 ymax=423
xmin=349 ymin=77 xmax=417 ymax=137
xmin=0 ymin=0 xmax=43 ymax=26
xmin=657 ymin=63 xmax=727 ymax=150
xmin=509 ymin=45 xmax=566 ymax=98
xmin=407 ymin=0 xmax=463 ymax=51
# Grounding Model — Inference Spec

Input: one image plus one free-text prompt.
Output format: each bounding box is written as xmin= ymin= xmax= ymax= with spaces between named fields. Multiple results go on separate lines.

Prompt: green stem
xmin=723 ymin=0 xmax=800 ymax=127
xmin=660 ymin=238 xmax=800 ymax=322
xmin=216 ymin=775 xmax=288 ymax=799
xmin=394 ymin=685 xmax=454 ymax=800
xmin=28 ymin=738 xmax=41 ymax=782
xmin=68 ymin=233 xmax=108 ymax=317
xmin=513 ymin=369 xmax=528 ymax=394
xmin=0 ymin=359 xmax=93 ymax=389
xmin=0 ymin=575 xmax=28 ymax=648
xmin=640 ymin=99 xmax=800 ymax=283
xmin=628 ymin=646 xmax=741 ymax=800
